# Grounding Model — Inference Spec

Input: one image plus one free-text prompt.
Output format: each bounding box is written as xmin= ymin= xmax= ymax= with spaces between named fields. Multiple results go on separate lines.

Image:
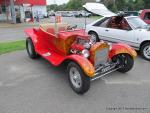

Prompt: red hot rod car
xmin=25 ymin=23 xmax=137 ymax=94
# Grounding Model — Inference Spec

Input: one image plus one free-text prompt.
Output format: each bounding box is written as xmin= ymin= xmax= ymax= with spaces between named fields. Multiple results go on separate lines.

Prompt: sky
xmin=46 ymin=0 xmax=69 ymax=5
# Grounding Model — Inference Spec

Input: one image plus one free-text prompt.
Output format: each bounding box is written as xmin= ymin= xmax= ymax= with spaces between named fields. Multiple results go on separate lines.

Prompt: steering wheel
xmin=67 ymin=25 xmax=77 ymax=30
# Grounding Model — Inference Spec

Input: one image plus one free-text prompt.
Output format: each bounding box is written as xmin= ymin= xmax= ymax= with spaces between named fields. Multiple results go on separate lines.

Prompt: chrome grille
xmin=94 ymin=47 xmax=109 ymax=67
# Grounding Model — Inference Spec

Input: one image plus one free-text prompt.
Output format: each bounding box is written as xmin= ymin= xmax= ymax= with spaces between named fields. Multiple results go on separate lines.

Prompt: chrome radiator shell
xmin=94 ymin=47 xmax=109 ymax=67
xmin=90 ymin=42 xmax=110 ymax=67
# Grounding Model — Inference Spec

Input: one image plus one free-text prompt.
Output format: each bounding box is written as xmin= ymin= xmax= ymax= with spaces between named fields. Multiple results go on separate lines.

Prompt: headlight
xmin=82 ymin=49 xmax=90 ymax=58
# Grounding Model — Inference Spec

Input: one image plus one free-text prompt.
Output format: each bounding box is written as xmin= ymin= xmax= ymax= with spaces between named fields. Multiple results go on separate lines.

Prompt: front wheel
xmin=112 ymin=54 xmax=134 ymax=73
xmin=67 ymin=62 xmax=90 ymax=94
xmin=140 ymin=42 xmax=150 ymax=61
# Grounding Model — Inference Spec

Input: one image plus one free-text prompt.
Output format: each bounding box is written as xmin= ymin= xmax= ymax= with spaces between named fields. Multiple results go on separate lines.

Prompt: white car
xmin=74 ymin=11 xmax=92 ymax=17
xmin=84 ymin=3 xmax=150 ymax=60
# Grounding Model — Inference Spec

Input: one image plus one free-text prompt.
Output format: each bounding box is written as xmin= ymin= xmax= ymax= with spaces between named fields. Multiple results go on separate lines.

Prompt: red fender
xmin=65 ymin=55 xmax=95 ymax=77
xmin=109 ymin=43 xmax=137 ymax=59
xmin=25 ymin=28 xmax=43 ymax=51
xmin=24 ymin=28 xmax=38 ymax=44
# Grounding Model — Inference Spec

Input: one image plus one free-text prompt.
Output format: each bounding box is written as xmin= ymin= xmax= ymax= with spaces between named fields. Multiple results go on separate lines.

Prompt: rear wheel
xmin=26 ymin=38 xmax=39 ymax=59
xmin=112 ymin=54 xmax=134 ymax=73
xmin=140 ymin=42 xmax=150 ymax=61
xmin=89 ymin=31 xmax=99 ymax=43
xmin=67 ymin=62 xmax=90 ymax=94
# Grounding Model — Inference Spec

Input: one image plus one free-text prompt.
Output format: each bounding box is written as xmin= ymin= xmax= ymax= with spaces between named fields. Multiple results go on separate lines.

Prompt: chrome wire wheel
xmin=143 ymin=45 xmax=150 ymax=59
xmin=69 ymin=67 xmax=82 ymax=89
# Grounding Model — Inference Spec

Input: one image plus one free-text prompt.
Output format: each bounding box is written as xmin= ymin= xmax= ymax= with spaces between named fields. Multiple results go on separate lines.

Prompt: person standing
xmin=16 ymin=9 xmax=21 ymax=23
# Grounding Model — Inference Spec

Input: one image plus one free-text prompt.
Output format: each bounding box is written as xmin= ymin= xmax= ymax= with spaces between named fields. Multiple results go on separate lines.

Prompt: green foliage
xmin=47 ymin=0 xmax=84 ymax=11
xmin=143 ymin=0 xmax=150 ymax=9
xmin=105 ymin=0 xmax=146 ymax=11
xmin=134 ymin=0 xmax=145 ymax=10
xmin=66 ymin=0 xmax=83 ymax=10
xmin=47 ymin=4 xmax=67 ymax=11
xmin=47 ymin=0 xmax=149 ymax=12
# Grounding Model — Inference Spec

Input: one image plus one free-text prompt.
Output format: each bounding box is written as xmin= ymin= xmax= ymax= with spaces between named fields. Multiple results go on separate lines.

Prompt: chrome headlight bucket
xmin=82 ymin=49 xmax=90 ymax=58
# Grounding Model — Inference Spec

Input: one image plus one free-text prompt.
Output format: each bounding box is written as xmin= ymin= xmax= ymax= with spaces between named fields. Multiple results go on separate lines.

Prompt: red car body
xmin=140 ymin=9 xmax=150 ymax=24
xmin=25 ymin=23 xmax=137 ymax=94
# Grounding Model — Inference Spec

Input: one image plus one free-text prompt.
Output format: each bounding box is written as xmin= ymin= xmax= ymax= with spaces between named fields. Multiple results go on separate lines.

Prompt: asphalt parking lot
xmin=0 ymin=50 xmax=150 ymax=113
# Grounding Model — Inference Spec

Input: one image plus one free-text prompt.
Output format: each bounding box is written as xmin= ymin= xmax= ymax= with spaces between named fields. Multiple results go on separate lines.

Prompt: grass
xmin=0 ymin=40 xmax=26 ymax=55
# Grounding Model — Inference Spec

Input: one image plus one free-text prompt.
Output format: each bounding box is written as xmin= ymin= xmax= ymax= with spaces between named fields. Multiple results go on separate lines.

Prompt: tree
xmin=143 ymin=0 xmax=150 ymax=9
xmin=46 ymin=0 xmax=150 ymax=12
xmin=66 ymin=0 xmax=83 ymax=10
xmin=134 ymin=0 xmax=145 ymax=10
xmin=47 ymin=4 xmax=58 ymax=11
xmin=104 ymin=0 xmax=146 ymax=11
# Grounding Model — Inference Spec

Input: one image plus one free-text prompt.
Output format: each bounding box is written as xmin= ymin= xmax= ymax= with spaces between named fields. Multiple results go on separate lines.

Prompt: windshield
xmin=126 ymin=17 xmax=148 ymax=29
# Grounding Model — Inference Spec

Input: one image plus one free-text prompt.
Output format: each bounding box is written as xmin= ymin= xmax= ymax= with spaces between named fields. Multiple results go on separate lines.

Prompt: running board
xmin=91 ymin=67 xmax=121 ymax=81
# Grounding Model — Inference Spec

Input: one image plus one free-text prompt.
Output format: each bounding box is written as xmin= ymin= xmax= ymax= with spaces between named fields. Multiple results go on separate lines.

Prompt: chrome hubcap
xmin=90 ymin=34 xmax=97 ymax=43
xmin=143 ymin=45 xmax=150 ymax=59
xmin=69 ymin=67 xmax=82 ymax=88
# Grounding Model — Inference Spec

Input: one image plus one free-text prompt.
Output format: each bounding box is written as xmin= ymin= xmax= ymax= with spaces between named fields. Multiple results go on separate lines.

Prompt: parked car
xmin=139 ymin=9 xmax=150 ymax=24
xmin=48 ymin=11 xmax=55 ymax=16
xmin=25 ymin=23 xmax=136 ymax=94
xmin=74 ymin=11 xmax=92 ymax=17
xmin=124 ymin=11 xmax=139 ymax=16
xmin=61 ymin=12 xmax=74 ymax=17
xmin=84 ymin=3 xmax=150 ymax=61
